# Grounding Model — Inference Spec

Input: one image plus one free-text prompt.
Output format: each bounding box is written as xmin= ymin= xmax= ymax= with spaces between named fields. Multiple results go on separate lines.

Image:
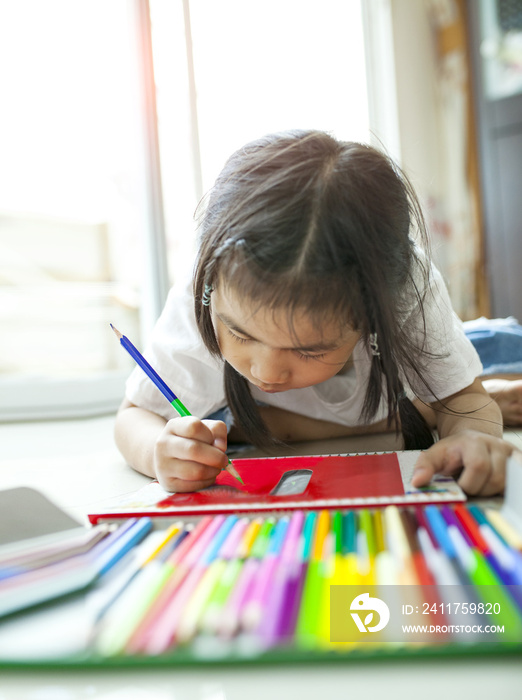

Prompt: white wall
xmin=390 ymin=0 xmax=442 ymax=214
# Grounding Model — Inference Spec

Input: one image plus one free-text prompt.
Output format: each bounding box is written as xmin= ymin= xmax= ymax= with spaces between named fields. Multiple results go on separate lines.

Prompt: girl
xmin=115 ymin=130 xmax=517 ymax=495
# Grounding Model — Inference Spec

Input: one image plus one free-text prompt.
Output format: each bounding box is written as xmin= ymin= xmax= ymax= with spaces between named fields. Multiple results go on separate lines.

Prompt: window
xmin=1 ymin=0 xmax=371 ymax=420
xmin=152 ymin=0 xmax=370 ymax=257
xmin=0 ymin=0 xmax=167 ymax=419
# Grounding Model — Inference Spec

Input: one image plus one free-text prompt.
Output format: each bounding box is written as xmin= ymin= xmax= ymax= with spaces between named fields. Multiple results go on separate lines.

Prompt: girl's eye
xmin=295 ymin=351 xmax=327 ymax=361
xmin=226 ymin=327 xmax=327 ymax=360
xmin=227 ymin=328 xmax=250 ymax=344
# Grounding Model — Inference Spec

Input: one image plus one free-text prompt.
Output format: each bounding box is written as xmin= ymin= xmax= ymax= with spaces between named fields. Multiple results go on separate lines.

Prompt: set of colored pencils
xmin=0 ymin=518 xmax=153 ymax=618
xmin=93 ymin=503 xmax=522 ymax=657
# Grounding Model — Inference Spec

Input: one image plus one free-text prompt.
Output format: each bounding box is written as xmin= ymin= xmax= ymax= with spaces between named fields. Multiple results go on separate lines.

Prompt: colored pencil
xmin=424 ymin=505 xmax=471 ymax=587
xmin=143 ymin=515 xmax=230 ymax=654
xmin=96 ymin=526 xmax=188 ymax=655
xmin=274 ymin=511 xmax=317 ymax=642
xmin=125 ymin=517 xmax=213 ymax=654
xmin=454 ymin=504 xmax=522 ymax=594
xmin=257 ymin=511 xmax=305 ymax=646
xmin=468 ymin=506 xmax=522 ymax=586
xmin=400 ymin=509 xmax=435 ymax=586
xmin=484 ymin=508 xmax=522 ymax=551
xmin=216 ymin=518 xmax=275 ymax=638
xmin=199 ymin=519 xmax=252 ymax=634
xmin=295 ymin=509 xmax=330 ymax=648
xmin=416 ymin=506 xmax=461 ymax=587
xmin=374 ymin=509 xmax=398 ymax=585
xmin=110 ymin=324 xmax=243 ymax=484
xmin=383 ymin=506 xmax=417 ymax=585
xmin=341 ymin=510 xmax=360 ymax=584
xmin=93 ymin=524 xmax=182 ymax=624
xmin=241 ymin=516 xmax=290 ymax=631
xmin=357 ymin=509 xmax=376 ymax=584
xmin=441 ymin=507 xmax=522 ymax=641
xmin=176 ymin=516 xmax=247 ymax=641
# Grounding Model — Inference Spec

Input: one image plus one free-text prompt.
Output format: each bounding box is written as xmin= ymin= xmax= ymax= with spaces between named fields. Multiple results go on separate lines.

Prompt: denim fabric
xmin=464 ymin=317 xmax=522 ymax=375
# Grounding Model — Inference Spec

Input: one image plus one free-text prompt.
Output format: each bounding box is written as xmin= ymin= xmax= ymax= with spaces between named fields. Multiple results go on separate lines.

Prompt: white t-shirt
xmin=125 ymin=262 xmax=483 ymax=427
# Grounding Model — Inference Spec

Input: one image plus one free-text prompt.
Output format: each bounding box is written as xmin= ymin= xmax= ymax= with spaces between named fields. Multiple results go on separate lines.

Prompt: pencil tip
xmin=226 ymin=461 xmax=244 ymax=485
xmin=110 ymin=324 xmax=123 ymax=339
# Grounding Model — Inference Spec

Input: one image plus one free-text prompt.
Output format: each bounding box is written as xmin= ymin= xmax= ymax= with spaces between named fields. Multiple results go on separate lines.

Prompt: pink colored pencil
xmin=171 ymin=518 xmax=249 ymax=643
xmin=142 ymin=516 xmax=228 ymax=654
xmin=219 ymin=518 xmax=249 ymax=560
xmin=238 ymin=517 xmax=289 ymax=631
xmin=216 ymin=557 xmax=261 ymax=638
xmin=241 ymin=513 xmax=303 ymax=633
xmin=125 ymin=515 xmax=215 ymax=654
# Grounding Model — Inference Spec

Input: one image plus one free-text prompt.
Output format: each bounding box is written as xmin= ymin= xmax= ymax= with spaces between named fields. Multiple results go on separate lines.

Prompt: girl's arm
xmin=114 ymin=399 xmax=228 ymax=492
xmin=412 ymin=377 xmax=516 ymax=495
xmin=431 ymin=377 xmax=503 ymax=439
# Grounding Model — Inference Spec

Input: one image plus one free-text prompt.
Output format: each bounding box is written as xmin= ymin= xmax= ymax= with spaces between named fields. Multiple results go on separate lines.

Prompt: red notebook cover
xmin=88 ymin=451 xmax=466 ymax=524
xmin=158 ymin=453 xmax=402 ymax=507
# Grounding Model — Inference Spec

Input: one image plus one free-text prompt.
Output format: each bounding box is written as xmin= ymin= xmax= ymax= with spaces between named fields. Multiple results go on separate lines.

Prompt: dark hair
xmin=194 ymin=130 xmax=437 ymax=450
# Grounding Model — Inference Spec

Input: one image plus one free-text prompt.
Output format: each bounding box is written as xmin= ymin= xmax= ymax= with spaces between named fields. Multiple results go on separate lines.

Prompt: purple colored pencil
xmin=240 ymin=517 xmax=291 ymax=631
xmin=276 ymin=511 xmax=317 ymax=641
xmin=257 ymin=511 xmax=305 ymax=645
xmin=276 ymin=559 xmax=308 ymax=641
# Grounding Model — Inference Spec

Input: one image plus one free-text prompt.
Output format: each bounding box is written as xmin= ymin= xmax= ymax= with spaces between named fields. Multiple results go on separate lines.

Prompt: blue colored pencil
xmin=110 ymin=324 xmax=243 ymax=484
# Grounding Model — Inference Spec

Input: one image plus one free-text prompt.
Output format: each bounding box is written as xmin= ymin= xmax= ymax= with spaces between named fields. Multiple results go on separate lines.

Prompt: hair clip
xmin=369 ymin=332 xmax=380 ymax=357
xmin=202 ymin=283 xmax=213 ymax=307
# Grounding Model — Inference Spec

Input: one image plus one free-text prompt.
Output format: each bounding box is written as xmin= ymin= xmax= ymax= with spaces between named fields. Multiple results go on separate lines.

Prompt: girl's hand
xmin=411 ymin=430 xmax=517 ymax=496
xmin=153 ymin=416 xmax=229 ymax=492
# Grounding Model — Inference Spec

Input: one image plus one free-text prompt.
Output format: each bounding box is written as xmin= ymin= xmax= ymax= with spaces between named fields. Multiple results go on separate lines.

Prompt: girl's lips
xmin=252 ymin=383 xmax=285 ymax=393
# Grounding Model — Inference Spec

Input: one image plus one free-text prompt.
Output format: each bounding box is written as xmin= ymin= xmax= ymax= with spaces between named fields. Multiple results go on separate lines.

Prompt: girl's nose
xmin=251 ymin=349 xmax=290 ymax=385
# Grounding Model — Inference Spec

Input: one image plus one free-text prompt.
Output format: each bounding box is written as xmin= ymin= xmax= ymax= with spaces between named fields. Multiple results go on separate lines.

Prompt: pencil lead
xmin=110 ymin=323 xmax=123 ymax=340
xmin=226 ymin=460 xmax=244 ymax=485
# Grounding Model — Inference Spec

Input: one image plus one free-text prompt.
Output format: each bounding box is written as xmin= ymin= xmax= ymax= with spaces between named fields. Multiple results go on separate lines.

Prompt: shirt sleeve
xmin=124 ymin=279 xmax=227 ymax=422
xmin=401 ymin=261 xmax=483 ymax=402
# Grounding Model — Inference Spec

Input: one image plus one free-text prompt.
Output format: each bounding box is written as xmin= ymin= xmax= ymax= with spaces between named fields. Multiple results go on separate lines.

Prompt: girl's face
xmin=211 ymin=285 xmax=361 ymax=393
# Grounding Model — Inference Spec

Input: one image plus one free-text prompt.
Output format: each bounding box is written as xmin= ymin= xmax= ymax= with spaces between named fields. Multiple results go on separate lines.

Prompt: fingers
xmin=154 ymin=416 xmax=229 ymax=493
xmin=412 ymin=431 xmax=513 ymax=496
xmin=204 ymin=419 xmax=228 ymax=453
xmin=412 ymin=442 xmax=461 ymax=487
